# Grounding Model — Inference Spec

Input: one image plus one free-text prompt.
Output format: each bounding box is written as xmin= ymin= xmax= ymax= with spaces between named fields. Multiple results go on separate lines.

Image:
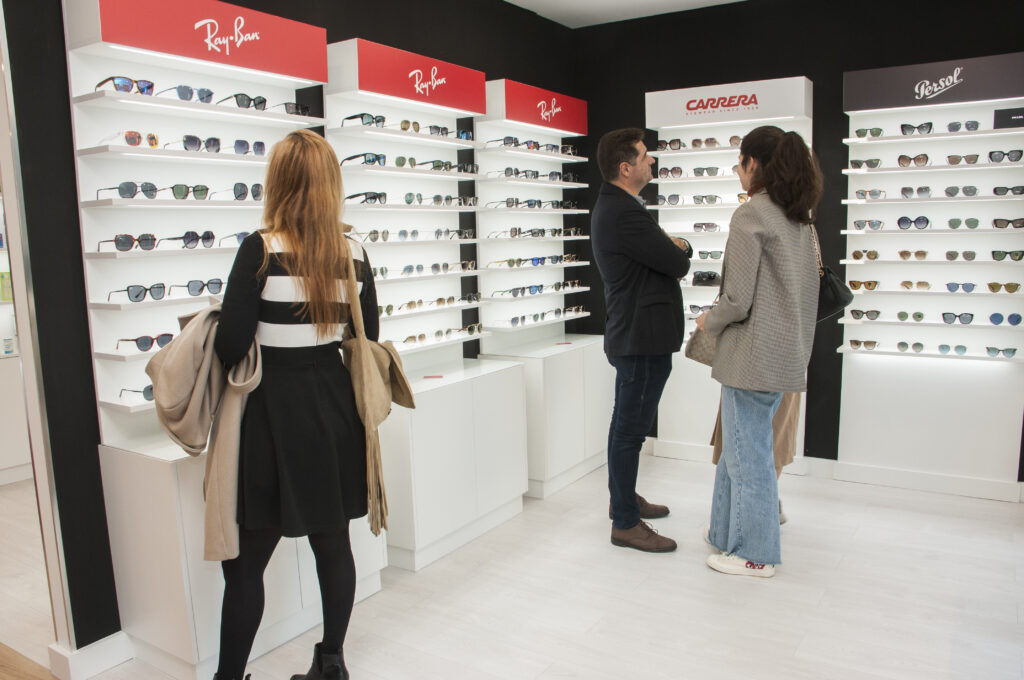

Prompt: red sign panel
xmin=98 ymin=0 xmax=327 ymax=83
xmin=503 ymin=80 xmax=587 ymax=135
xmin=355 ymin=39 xmax=485 ymax=114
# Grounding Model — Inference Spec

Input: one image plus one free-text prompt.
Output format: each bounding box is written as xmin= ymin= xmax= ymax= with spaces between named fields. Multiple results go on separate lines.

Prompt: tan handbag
xmin=684 ymin=327 xmax=716 ymax=366
xmin=339 ymin=239 xmax=415 ymax=535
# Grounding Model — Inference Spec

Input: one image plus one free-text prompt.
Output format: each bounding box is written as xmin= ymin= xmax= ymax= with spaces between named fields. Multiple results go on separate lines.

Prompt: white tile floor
xmin=3 ymin=455 xmax=1024 ymax=680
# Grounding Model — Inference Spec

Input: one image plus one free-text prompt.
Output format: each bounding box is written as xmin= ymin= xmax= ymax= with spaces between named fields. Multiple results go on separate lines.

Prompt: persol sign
xmin=97 ymin=0 xmax=327 ymax=82
xmin=353 ymin=39 xmax=485 ymax=114
xmin=844 ymin=52 xmax=1024 ymax=111
xmin=646 ymin=77 xmax=811 ymax=129
xmin=494 ymin=80 xmax=587 ymax=135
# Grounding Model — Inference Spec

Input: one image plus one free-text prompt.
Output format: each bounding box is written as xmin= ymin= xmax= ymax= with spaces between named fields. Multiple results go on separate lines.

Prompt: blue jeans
xmin=607 ymin=354 xmax=673 ymax=529
xmin=709 ymin=385 xmax=782 ymax=564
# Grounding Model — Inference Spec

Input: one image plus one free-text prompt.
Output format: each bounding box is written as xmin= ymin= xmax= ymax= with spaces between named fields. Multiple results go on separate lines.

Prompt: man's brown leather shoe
xmin=608 ymin=494 xmax=670 ymax=520
xmin=610 ymin=520 xmax=677 ymax=553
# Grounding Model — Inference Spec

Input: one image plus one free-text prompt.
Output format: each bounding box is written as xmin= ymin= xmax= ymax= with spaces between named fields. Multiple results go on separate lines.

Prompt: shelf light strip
xmin=106 ymin=44 xmax=317 ymax=86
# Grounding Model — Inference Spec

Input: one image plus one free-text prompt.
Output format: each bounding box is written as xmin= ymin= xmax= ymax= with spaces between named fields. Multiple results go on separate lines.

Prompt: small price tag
xmin=556 ymin=342 xmax=573 ymax=346
xmin=423 ymin=375 xmax=444 ymax=379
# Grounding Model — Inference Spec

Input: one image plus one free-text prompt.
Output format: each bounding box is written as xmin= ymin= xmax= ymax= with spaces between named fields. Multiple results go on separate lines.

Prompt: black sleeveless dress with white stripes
xmin=214 ymin=231 xmax=379 ymax=536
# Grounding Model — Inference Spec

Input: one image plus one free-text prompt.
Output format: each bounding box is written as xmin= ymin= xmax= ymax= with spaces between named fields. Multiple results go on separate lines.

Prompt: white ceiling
xmin=503 ymin=0 xmax=747 ymax=28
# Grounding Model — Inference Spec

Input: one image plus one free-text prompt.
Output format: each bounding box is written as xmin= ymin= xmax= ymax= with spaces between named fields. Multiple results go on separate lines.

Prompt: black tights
xmin=216 ymin=524 xmax=356 ymax=680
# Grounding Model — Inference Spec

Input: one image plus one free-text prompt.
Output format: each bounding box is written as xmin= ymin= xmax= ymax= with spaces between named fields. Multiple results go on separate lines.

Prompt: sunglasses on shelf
xmin=120 ymin=386 xmax=154 ymax=401
xmin=157 ymin=183 xmax=210 ymax=200
xmin=232 ymin=140 xmax=265 ymax=155
xmin=107 ymin=283 xmax=165 ymax=302
xmin=855 ymin=189 xmax=886 ymax=200
xmin=691 ymin=138 xmax=719 ymax=148
xmin=169 ymin=279 xmax=223 ymax=296
xmin=989 ymin=313 xmax=1023 ymax=326
xmin=987 ymin=282 xmax=1021 ymax=293
xmin=853 ymin=220 xmax=884 ymax=230
xmin=901 ymin=123 xmax=932 ymax=135
xmin=164 ymin=135 xmax=220 ymax=153
xmin=848 ymin=280 xmax=878 ymax=290
xmin=945 ymin=185 xmax=978 ymax=197
xmin=898 ymin=154 xmax=929 ymax=167
xmin=994 ymin=218 xmax=1024 ymax=229
xmin=945 ymin=250 xmax=976 ymax=261
xmin=219 ymin=232 xmax=251 ymax=246
xmin=488 ymin=257 xmax=549 ymax=268
xmin=945 ymin=282 xmax=974 ymax=292
xmin=96 ymin=181 xmax=157 ymax=200
xmin=100 ymin=130 xmax=158 ymax=147
xmin=486 ymin=198 xmax=542 ymax=209
xmin=942 ymin=312 xmax=974 ymax=325
xmin=901 ymin=186 xmax=931 ymax=198
xmin=851 ymin=250 xmax=878 ymax=260
xmin=343 ymin=113 xmax=385 ymax=127
xmin=485 ymin=136 xmax=519 ymax=147
xmin=948 ymin=218 xmax=979 ymax=229
xmin=693 ymin=222 xmax=720 ymax=232
xmin=897 ymin=342 xmax=925 ymax=353
xmin=989 ymin=150 xmax=1023 ymax=163
xmin=693 ymin=194 xmax=721 ymax=204
xmin=901 ymin=280 xmax=931 ymax=290
xmin=659 ymin=167 xmax=685 ymax=178
xmin=897 ymin=311 xmax=925 ymax=322
xmin=689 ymin=304 xmax=713 ymax=314
xmin=269 ymin=102 xmax=310 ymax=116
xmin=938 ymin=344 xmax=968 ymax=355
xmin=698 ymin=250 xmax=723 ymax=260
xmin=986 ymin=347 xmax=1018 ymax=358
xmin=494 ymin=285 xmax=545 ymax=297
xmin=849 ymin=159 xmax=881 ymax=169
xmin=694 ymin=167 xmax=722 ymax=176
xmin=849 ymin=309 xmax=880 ymax=320
xmin=490 ymin=167 xmax=538 ymax=179
xmin=155 ymin=85 xmax=213 ymax=103
xmin=947 ymin=154 xmax=979 ymax=165
xmin=341 ymin=152 xmax=386 ymax=166
xmin=216 ymin=93 xmax=266 ymax=110
xmin=898 ymin=250 xmax=928 ymax=261
xmin=897 ymin=216 xmax=929 ymax=230
xmin=117 ymin=334 xmax=173 ymax=352
xmin=657 ymin=139 xmax=685 ymax=150
xmin=854 ymin=128 xmax=883 ymax=138
xmin=947 ymin=121 xmax=979 ymax=132
xmin=95 ymin=76 xmax=153 ymax=95
xmin=97 ymin=233 xmax=156 ymax=252
xmin=159 ymin=230 xmax=216 ymax=249
xmin=345 ymin=191 xmax=386 ymax=204
xmin=848 ymin=340 xmax=878 ymax=350
xmin=994 ymin=186 xmax=1024 ymax=196
xmin=993 ymin=250 xmax=1024 ymax=261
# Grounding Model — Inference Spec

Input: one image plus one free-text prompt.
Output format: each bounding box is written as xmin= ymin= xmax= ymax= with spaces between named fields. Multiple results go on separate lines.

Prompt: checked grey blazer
xmin=703 ymin=190 xmax=819 ymax=393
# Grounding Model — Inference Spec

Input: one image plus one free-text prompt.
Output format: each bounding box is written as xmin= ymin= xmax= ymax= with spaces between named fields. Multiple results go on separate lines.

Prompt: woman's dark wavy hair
xmin=740 ymin=126 xmax=823 ymax=224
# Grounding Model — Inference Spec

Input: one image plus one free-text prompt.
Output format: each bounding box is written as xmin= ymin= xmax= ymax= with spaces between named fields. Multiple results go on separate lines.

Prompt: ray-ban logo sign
xmin=538 ymin=98 xmax=562 ymax=122
xmin=915 ymin=67 xmax=964 ymax=100
xmin=409 ymin=66 xmax=447 ymax=97
xmin=195 ymin=16 xmax=261 ymax=56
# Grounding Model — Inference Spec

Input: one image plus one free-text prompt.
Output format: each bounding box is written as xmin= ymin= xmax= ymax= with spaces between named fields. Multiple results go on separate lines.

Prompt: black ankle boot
xmin=212 ymin=674 xmax=250 ymax=680
xmin=290 ymin=643 xmax=348 ymax=680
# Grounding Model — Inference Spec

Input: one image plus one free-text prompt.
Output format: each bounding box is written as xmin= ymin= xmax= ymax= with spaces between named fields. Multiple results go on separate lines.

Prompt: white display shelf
xmin=86 ymin=246 xmax=239 ymax=260
xmin=379 ymin=303 xmax=481 ymax=322
xmin=653 ymin=176 xmax=739 ymax=185
xmin=657 ymin=114 xmax=812 ymax=131
xmin=839 ymin=318 xmax=1024 ymax=332
xmin=849 ymin=289 xmax=1016 ymax=298
xmin=680 ymin=284 xmax=722 ymax=290
xmin=327 ymin=125 xmax=480 ymax=150
xmin=99 ymin=399 xmax=156 ymax=414
xmin=94 ymin=350 xmax=160 ymax=362
xmin=0 ymin=353 xmax=21 ymax=359
xmin=343 ymin=204 xmax=477 ymax=214
xmin=374 ymin=271 xmax=478 ymax=285
xmin=843 ymin=196 xmax=1024 ymax=206
xmin=649 ymin=146 xmax=743 ymax=159
xmin=841 ymin=258 xmax=1023 ymax=266
xmin=481 ymin=286 xmax=590 ymax=303
xmin=665 ymin=229 xmax=731 ymax=236
xmin=691 ymin=258 xmax=724 ymax=266
xmin=341 ymin=164 xmax=482 ymax=182
xmin=843 ymin=162 xmax=1024 ymax=176
xmin=0 ymin=300 xmax=13 ymax=306
xmin=72 ymin=90 xmax=325 ymax=127
xmin=477 ymin=146 xmax=587 ymax=163
xmin=486 ymin=312 xmax=590 ymax=332
xmin=843 ymin=128 xmax=1024 ymax=146
xmin=481 ymin=236 xmax=588 ymax=243
xmin=650 ymin=204 xmax=743 ymax=211
xmin=836 ymin=345 xmax=1023 ymax=363
xmin=81 ymin=198 xmax=264 ymax=209
xmin=477 ymin=177 xmax=588 ymax=190
xmin=76 ymin=145 xmax=270 ymax=167
xmin=89 ymin=294 xmax=221 ymax=311
xmin=392 ymin=331 xmax=492 ymax=356
xmin=477 ymin=207 xmax=588 ymax=215
xmin=359 ymin=238 xmax=479 ymax=248
xmin=481 ymin=261 xmax=590 ymax=272
xmin=841 ymin=228 xmax=1011 ymax=236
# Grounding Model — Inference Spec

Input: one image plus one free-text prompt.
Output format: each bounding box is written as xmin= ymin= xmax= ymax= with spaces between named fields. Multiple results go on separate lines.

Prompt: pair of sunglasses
xmin=216 ymin=94 xmax=309 ymax=115
xmin=947 ymin=121 xmax=979 ymax=132
xmin=990 ymin=150 xmax=1023 ymax=163
xmin=693 ymin=194 xmax=721 ymax=204
xmin=949 ymin=218 xmax=979 ymax=229
xmin=994 ymin=186 xmax=1024 ymax=196
xmin=96 ymin=230 xmax=214 ymax=252
xmin=856 ymin=189 xmax=886 ymax=200
xmin=990 ymin=313 xmax=1023 ymax=326
xmin=987 ymin=282 xmax=1021 ymax=293
xmin=897 ymin=342 xmax=925 ymax=353
xmin=942 ymin=312 xmax=973 ymax=325
xmin=897 ymin=216 xmax=929 ymax=230
xmin=993 ymin=250 xmax=1024 ymax=261
xmin=898 ymin=250 xmax=928 ymax=260
xmin=95 ymin=76 xmax=153 ymax=95
xmin=488 ymin=257 xmax=549 ymax=268
xmin=851 ymin=250 xmax=878 ymax=260
xmin=987 ymin=347 xmax=1018 ymax=358
xmin=658 ymin=167 xmax=684 ymax=178
xmin=698 ymin=250 xmax=723 ymax=259
xmin=848 ymin=280 xmax=878 ymax=290
xmin=897 ymin=311 xmax=925 ymax=322
xmin=994 ymin=218 xmax=1024 ymax=229
xmin=849 ymin=309 xmax=880 ymax=320
xmin=901 ymin=123 xmax=933 ymax=135
xmin=849 ymin=159 xmax=880 ymax=169
xmin=898 ymin=154 xmax=929 ymax=167
xmin=945 ymin=185 xmax=978 ymax=197
xmin=693 ymin=223 xmax=720 ymax=232
xmin=945 ymin=250 xmax=976 ymax=261
xmin=848 ymin=339 xmax=878 ymax=350
xmin=117 ymin=334 xmax=173 ymax=352
xmin=156 ymin=85 xmax=213 ymax=103
xmin=853 ymin=220 xmax=884 ymax=230
xmin=901 ymin=186 xmax=931 ymax=198
xmin=938 ymin=344 xmax=968 ymax=355
xmin=120 ymin=385 xmax=154 ymax=401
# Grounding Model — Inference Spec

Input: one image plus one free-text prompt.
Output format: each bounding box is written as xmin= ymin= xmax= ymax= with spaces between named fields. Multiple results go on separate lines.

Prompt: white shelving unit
xmin=63 ymin=19 xmax=386 ymax=680
xmin=647 ymin=76 xmax=813 ymax=472
xmin=835 ymin=54 xmax=1024 ymax=503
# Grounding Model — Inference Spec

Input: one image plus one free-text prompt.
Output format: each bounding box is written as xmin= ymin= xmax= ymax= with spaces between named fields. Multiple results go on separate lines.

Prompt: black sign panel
xmin=844 ymin=52 xmax=1024 ymax=112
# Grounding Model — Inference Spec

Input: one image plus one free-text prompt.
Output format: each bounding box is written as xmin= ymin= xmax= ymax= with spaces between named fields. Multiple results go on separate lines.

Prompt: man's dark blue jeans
xmin=606 ymin=354 xmax=673 ymax=530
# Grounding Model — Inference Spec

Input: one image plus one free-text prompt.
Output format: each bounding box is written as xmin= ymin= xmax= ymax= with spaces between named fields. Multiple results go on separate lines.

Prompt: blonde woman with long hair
xmin=213 ymin=129 xmax=377 ymax=680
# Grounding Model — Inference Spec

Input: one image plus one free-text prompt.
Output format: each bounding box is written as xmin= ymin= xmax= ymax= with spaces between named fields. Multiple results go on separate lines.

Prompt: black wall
xmin=2 ymin=0 xmax=1020 ymax=647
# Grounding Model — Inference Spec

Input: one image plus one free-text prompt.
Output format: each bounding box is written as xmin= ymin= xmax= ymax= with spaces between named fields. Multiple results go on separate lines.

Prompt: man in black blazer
xmin=590 ymin=127 xmax=692 ymax=553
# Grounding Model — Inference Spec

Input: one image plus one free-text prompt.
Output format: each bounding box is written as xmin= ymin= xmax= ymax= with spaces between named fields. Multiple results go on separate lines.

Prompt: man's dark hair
xmin=597 ymin=127 xmax=645 ymax=182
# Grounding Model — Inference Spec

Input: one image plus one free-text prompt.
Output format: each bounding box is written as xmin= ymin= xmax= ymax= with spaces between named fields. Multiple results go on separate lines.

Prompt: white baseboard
xmin=833 ymin=461 xmax=1021 ymax=503
xmin=652 ymin=439 xmax=713 ymax=464
xmin=387 ymin=497 xmax=523 ymax=571
xmin=525 ymin=451 xmax=605 ymax=499
xmin=48 ymin=632 xmax=133 ymax=680
xmin=799 ymin=456 xmax=837 ymax=479
xmin=0 ymin=462 xmax=32 ymax=486
xmin=354 ymin=571 xmax=382 ymax=604
xmin=1019 ymin=483 xmax=1024 ymax=503
xmin=640 ymin=438 xmax=654 ymax=457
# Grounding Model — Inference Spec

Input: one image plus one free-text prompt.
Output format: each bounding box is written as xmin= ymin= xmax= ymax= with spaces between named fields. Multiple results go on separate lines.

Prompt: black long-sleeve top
xmin=214 ymin=231 xmax=379 ymax=366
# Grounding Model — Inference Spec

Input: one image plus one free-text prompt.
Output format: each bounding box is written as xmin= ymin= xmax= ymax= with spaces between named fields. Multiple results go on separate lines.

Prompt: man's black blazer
xmin=590 ymin=182 xmax=692 ymax=357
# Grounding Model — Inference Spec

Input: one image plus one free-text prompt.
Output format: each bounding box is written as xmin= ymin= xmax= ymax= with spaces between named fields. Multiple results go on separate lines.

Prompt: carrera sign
xmin=355 ymin=40 xmax=485 ymax=113
xmin=500 ymin=80 xmax=587 ymax=135
xmin=98 ymin=0 xmax=327 ymax=82
xmin=686 ymin=94 xmax=759 ymax=111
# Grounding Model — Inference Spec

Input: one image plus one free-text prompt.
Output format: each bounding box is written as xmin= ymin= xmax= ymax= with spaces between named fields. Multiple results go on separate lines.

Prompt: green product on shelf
xmin=0 ymin=272 xmax=11 ymax=301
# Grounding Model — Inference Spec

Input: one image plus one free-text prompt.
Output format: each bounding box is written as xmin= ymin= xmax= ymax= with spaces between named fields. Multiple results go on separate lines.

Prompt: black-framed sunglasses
xmin=994 ymin=186 xmax=1024 ymax=196
xmin=120 ymin=385 xmax=154 ymax=401
xmin=97 ymin=233 xmax=156 ymax=252
xmin=216 ymin=93 xmax=267 ymax=110
xmin=117 ymin=334 xmax=173 ymax=352
xmin=342 ymin=113 xmax=385 ymax=127
xmin=659 ymin=167 xmax=684 ymax=178
xmin=155 ymin=85 xmax=213 ymax=103
xmin=217 ymin=183 xmax=263 ymax=201
xmin=164 ymin=135 xmax=220 ymax=153
xmin=269 ymin=102 xmax=310 ymax=116
xmin=345 ymin=191 xmax=387 ymax=204
xmin=157 ymin=230 xmax=215 ymax=249
xmin=849 ymin=159 xmax=881 ymax=169
xmin=947 ymin=121 xmax=979 ymax=132
xmin=107 ymin=283 xmax=166 ymax=302
xmin=96 ymin=181 xmax=157 ymax=200
xmin=170 ymin=278 xmax=223 ymax=296
xmin=485 ymin=136 xmax=519 ymax=147
xmin=341 ymin=152 xmax=386 ymax=166
xmin=657 ymin=139 xmax=685 ymax=150
xmin=157 ymin=183 xmax=210 ymax=200
xmin=989 ymin=150 xmax=1023 ymax=163
xmin=854 ymin=128 xmax=883 ymax=138
xmin=428 ymin=125 xmax=449 ymax=137
xmin=95 ymin=76 xmax=153 ymax=95
xmin=901 ymin=122 xmax=932 ymax=135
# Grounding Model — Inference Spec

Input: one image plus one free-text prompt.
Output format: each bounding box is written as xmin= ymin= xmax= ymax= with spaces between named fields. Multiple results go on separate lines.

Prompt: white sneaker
xmin=706 ymin=552 xmax=775 ymax=578
xmin=779 ymin=499 xmax=787 ymax=525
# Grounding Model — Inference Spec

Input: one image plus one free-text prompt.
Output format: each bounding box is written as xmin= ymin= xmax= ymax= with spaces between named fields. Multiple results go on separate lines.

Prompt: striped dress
xmin=214 ymin=231 xmax=379 ymax=535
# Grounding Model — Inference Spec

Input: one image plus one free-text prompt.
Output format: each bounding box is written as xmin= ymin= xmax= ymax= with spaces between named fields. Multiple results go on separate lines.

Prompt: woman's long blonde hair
xmin=260 ymin=129 xmax=350 ymax=338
